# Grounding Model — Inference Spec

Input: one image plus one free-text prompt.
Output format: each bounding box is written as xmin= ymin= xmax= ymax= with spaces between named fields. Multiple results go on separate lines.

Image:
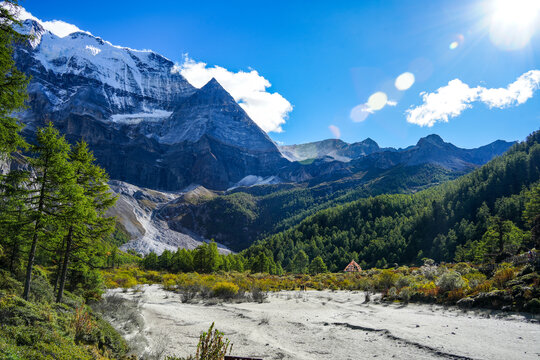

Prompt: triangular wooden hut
xmin=343 ymin=260 xmax=362 ymax=272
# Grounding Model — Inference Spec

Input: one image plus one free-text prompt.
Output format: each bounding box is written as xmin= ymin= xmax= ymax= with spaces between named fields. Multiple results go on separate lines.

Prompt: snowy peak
xmin=13 ymin=12 xmax=196 ymax=121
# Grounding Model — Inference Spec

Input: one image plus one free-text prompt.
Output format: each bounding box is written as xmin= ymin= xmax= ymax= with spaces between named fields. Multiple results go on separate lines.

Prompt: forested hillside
xmin=244 ymin=131 xmax=540 ymax=271
xmin=165 ymin=163 xmax=462 ymax=250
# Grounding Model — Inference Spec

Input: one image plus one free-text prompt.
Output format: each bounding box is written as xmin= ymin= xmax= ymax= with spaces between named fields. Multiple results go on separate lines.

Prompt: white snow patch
xmin=85 ymin=45 xmax=101 ymax=56
xmin=228 ymin=175 xmax=281 ymax=190
xmin=110 ymin=110 xmax=172 ymax=124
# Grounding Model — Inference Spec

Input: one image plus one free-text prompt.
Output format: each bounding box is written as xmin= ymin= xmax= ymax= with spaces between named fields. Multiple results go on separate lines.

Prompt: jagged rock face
xmin=15 ymin=20 xmax=288 ymax=190
xmin=279 ymin=138 xmax=386 ymax=162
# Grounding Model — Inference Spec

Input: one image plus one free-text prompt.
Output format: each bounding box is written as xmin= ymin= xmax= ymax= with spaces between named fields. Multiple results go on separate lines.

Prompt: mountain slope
xmin=14 ymin=17 xmax=288 ymax=190
xmin=243 ymin=131 xmax=540 ymax=271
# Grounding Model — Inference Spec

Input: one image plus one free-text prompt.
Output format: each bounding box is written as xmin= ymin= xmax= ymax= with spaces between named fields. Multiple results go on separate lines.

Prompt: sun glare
xmin=488 ymin=0 xmax=540 ymax=50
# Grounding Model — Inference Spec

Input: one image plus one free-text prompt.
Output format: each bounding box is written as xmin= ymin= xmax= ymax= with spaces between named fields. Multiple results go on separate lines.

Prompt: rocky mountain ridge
xmin=14 ymin=17 xmax=287 ymax=190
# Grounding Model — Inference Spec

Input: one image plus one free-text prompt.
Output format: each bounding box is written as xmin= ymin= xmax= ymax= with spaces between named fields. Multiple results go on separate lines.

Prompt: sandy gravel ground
xmin=107 ymin=285 xmax=540 ymax=360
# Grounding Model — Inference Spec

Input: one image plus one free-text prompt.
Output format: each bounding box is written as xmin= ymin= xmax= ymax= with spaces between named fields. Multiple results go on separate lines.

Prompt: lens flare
xmin=367 ymin=92 xmax=388 ymax=111
xmin=488 ymin=0 xmax=540 ymax=50
xmin=449 ymin=34 xmax=464 ymax=50
xmin=395 ymin=72 xmax=415 ymax=91
xmin=350 ymin=104 xmax=372 ymax=122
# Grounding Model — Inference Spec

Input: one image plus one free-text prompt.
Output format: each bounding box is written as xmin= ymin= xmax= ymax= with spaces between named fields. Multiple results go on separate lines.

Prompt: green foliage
xmin=0 ymin=1 xmax=29 ymax=156
xmin=175 ymin=163 xmax=460 ymax=251
xmin=290 ymin=250 xmax=309 ymax=274
xmin=193 ymin=242 xmax=221 ymax=273
xmin=308 ymin=256 xmax=327 ymax=274
xmin=195 ymin=322 xmax=232 ymax=360
xmin=0 ymin=271 xmax=128 ymax=359
xmin=243 ymin=131 xmax=540 ymax=271
xmin=166 ymin=323 xmax=232 ymax=360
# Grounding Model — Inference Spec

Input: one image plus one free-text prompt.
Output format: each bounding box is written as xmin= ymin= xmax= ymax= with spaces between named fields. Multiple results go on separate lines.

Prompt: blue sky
xmin=20 ymin=0 xmax=540 ymax=148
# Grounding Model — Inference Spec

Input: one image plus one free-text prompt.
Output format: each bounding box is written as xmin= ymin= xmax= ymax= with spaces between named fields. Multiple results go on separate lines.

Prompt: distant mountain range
xmin=10 ymin=10 xmax=518 ymax=253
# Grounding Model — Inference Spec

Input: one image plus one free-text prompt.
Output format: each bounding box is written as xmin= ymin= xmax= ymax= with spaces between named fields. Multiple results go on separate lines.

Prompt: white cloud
xmin=176 ymin=56 xmax=293 ymax=133
xmin=406 ymin=70 xmax=540 ymax=127
xmin=6 ymin=4 xmax=91 ymax=38
xmin=387 ymin=100 xmax=397 ymax=106
xmin=328 ymin=125 xmax=341 ymax=138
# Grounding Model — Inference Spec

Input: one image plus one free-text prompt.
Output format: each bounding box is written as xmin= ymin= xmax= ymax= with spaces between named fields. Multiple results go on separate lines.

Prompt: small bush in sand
xmin=196 ymin=322 xmax=232 ymax=360
xmin=166 ymin=323 xmax=233 ymax=360
xmin=212 ymin=282 xmax=239 ymax=299
xmin=251 ymin=287 xmax=267 ymax=303
xmin=259 ymin=314 xmax=270 ymax=325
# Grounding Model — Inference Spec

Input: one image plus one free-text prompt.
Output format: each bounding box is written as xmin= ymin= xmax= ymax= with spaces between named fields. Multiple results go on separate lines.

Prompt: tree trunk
xmin=22 ymin=168 xmax=47 ymax=301
xmin=8 ymin=210 xmax=23 ymax=273
xmin=22 ymin=220 xmax=40 ymax=300
xmin=53 ymin=235 xmax=67 ymax=293
xmin=56 ymin=225 xmax=73 ymax=303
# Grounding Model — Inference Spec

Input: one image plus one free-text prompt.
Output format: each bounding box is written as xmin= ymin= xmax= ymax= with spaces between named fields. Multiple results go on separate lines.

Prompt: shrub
xmin=29 ymin=271 xmax=54 ymax=303
xmin=115 ymin=273 xmax=138 ymax=289
xmin=420 ymin=260 xmax=439 ymax=280
xmin=196 ymin=322 xmax=232 ymax=360
xmin=453 ymin=262 xmax=473 ymax=275
xmin=212 ymin=282 xmax=239 ymax=299
xmin=251 ymin=287 xmax=267 ymax=303
xmin=377 ymin=270 xmax=399 ymax=290
xmin=71 ymin=307 xmax=95 ymax=342
xmin=464 ymin=272 xmax=487 ymax=288
xmin=492 ymin=268 xmax=516 ymax=288
xmin=473 ymin=280 xmax=493 ymax=293
xmin=436 ymin=271 xmax=466 ymax=293
xmin=396 ymin=275 xmax=413 ymax=289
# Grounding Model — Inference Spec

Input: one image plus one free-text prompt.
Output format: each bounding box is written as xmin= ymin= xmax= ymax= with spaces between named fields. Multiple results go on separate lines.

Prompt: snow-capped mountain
xmin=14 ymin=16 xmax=288 ymax=190
xmin=16 ymin=19 xmax=195 ymax=120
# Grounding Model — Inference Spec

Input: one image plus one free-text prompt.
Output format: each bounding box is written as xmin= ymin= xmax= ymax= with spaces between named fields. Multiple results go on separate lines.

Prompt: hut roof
xmin=344 ymin=260 xmax=362 ymax=272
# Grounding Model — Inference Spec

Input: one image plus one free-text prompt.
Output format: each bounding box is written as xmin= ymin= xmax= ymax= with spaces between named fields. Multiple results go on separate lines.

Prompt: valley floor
xmin=108 ymin=285 xmax=540 ymax=360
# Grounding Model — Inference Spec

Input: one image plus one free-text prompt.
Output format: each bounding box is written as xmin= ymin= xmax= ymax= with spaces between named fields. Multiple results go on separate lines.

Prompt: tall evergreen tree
xmin=0 ymin=1 xmax=29 ymax=157
xmin=0 ymin=168 xmax=30 ymax=273
xmin=22 ymin=123 xmax=75 ymax=300
xmin=55 ymin=141 xmax=116 ymax=303
xmin=291 ymin=250 xmax=309 ymax=274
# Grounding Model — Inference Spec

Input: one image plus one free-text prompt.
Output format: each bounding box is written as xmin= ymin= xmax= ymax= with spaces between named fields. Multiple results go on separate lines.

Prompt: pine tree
xmin=22 ymin=123 xmax=75 ymax=300
xmin=0 ymin=168 xmax=31 ymax=273
xmin=0 ymin=1 xmax=29 ymax=156
xmin=291 ymin=250 xmax=309 ymax=274
xmin=308 ymin=256 xmax=327 ymax=274
xmin=55 ymin=141 xmax=116 ymax=303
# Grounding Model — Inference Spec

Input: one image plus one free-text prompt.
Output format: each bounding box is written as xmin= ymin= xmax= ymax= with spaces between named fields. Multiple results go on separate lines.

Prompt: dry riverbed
xmin=103 ymin=285 xmax=540 ymax=360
